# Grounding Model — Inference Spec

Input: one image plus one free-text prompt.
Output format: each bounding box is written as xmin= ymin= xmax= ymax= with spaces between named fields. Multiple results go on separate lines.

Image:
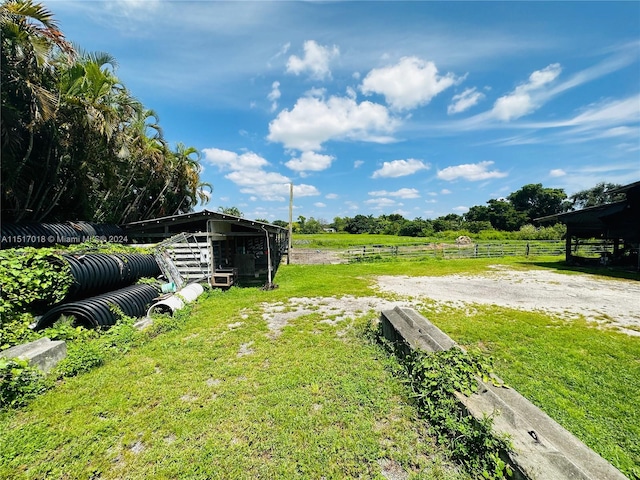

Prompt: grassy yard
xmin=1 ymin=256 xmax=638 ymax=479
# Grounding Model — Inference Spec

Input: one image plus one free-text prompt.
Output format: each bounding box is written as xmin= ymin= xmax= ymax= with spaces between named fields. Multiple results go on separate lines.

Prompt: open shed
xmin=537 ymin=181 xmax=640 ymax=270
xmin=122 ymin=210 xmax=289 ymax=286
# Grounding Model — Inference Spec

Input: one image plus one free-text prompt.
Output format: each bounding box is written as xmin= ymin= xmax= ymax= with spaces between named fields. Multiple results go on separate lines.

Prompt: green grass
xmin=293 ymin=233 xmax=430 ymax=249
xmin=0 ymin=287 xmax=465 ymax=480
xmin=416 ymin=301 xmax=640 ymax=478
xmin=292 ymin=233 xmax=565 ymax=250
xmin=1 ymin=256 xmax=638 ymax=478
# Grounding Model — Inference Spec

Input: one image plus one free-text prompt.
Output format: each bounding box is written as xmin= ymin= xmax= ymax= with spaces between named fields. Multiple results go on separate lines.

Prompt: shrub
xmin=54 ymin=341 xmax=105 ymax=378
xmin=0 ymin=358 xmax=47 ymax=409
xmin=0 ymin=314 xmax=39 ymax=351
xmin=0 ymin=248 xmax=73 ymax=323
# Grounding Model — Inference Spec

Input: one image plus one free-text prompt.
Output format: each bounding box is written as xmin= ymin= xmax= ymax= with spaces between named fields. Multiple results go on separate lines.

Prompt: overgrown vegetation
xmin=0 ymin=240 xmax=156 ymax=349
xmin=379 ymin=335 xmax=513 ymax=479
xmin=0 ymin=357 xmax=46 ymax=409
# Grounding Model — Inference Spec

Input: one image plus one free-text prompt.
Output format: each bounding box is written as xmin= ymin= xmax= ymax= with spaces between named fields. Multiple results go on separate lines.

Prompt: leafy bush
xmin=0 ymin=247 xmax=73 ymax=325
xmin=42 ymin=316 xmax=98 ymax=343
xmin=100 ymin=309 xmax=139 ymax=354
xmin=0 ymin=314 xmax=39 ymax=351
xmin=54 ymin=341 xmax=105 ymax=378
xmin=405 ymin=348 xmax=512 ymax=478
xmin=0 ymin=358 xmax=47 ymax=409
xmin=513 ymin=224 xmax=566 ymax=240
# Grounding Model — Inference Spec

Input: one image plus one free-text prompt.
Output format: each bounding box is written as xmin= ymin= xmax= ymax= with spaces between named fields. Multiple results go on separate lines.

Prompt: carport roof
xmin=121 ymin=210 xmax=286 ymax=234
xmin=536 ymin=180 xmax=639 ymax=240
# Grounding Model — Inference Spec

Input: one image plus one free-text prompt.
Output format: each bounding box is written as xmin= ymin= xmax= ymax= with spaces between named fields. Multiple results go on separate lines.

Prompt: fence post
xmin=526 ymin=242 xmax=530 ymax=257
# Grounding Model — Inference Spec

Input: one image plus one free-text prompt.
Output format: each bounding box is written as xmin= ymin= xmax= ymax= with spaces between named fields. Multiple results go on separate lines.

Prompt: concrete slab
xmin=1 ymin=337 xmax=67 ymax=373
xmin=379 ymin=306 xmax=627 ymax=480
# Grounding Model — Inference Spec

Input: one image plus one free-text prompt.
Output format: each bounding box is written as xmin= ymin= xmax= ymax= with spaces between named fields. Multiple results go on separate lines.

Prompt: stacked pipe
xmin=1 ymin=222 xmax=126 ymax=248
xmin=59 ymin=253 xmax=161 ymax=300
xmin=35 ymin=284 xmax=160 ymax=330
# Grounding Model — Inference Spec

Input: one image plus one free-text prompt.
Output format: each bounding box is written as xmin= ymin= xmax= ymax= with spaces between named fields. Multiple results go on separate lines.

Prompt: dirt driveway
xmin=375 ymin=265 xmax=640 ymax=336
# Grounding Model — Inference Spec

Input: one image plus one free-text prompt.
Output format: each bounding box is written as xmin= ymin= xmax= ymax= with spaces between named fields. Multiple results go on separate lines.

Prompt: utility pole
xmin=288 ymin=182 xmax=293 ymax=264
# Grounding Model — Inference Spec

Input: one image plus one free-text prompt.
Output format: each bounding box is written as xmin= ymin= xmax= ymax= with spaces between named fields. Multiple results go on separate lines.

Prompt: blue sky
xmin=49 ymin=1 xmax=639 ymax=223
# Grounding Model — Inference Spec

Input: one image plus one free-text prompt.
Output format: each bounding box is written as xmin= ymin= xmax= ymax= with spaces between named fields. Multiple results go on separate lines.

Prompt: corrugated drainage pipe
xmin=35 ymin=284 xmax=160 ymax=330
xmin=146 ymin=283 xmax=204 ymax=317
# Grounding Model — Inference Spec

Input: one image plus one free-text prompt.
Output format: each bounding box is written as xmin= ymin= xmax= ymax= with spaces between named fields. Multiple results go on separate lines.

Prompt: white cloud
xmin=491 ymin=63 xmax=561 ymax=121
xmin=314 ymin=202 xmax=326 ymax=208
xmin=268 ymin=93 xmax=399 ymax=151
xmin=354 ymin=160 xmax=364 ymax=168
xmin=372 ymin=158 xmax=430 ymax=178
xmin=437 ymin=161 xmax=508 ymax=181
xmin=549 ymin=168 xmax=566 ymax=177
xmin=361 ymin=56 xmax=458 ymax=111
xmin=368 ymin=188 xmax=420 ymax=199
xmin=365 ymin=197 xmax=400 ymax=208
xmin=453 ymin=206 xmax=469 ymax=213
xmin=285 ymin=151 xmax=335 ymax=173
xmin=203 ymin=147 xmax=319 ymax=200
xmin=267 ymin=81 xmax=281 ymax=112
xmin=204 ymin=148 xmax=269 ymax=170
xmin=448 ymin=87 xmax=485 ymax=114
xmin=441 ymin=189 xmax=452 ymax=194
xmin=286 ymin=40 xmax=339 ymax=80
xmin=326 ymin=193 xmax=339 ymax=199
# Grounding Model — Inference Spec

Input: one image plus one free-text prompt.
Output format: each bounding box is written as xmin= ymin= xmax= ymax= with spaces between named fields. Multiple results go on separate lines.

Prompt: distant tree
xmin=569 ymin=182 xmax=624 ymax=209
xmin=433 ymin=213 xmax=464 ymax=232
xmin=378 ymin=214 xmax=406 ymax=235
xmin=218 ymin=206 xmax=243 ymax=217
xmin=464 ymin=205 xmax=491 ymax=223
xmin=507 ymin=183 xmax=570 ymax=223
xmin=465 ymin=221 xmax=493 ymax=234
xmin=345 ymin=214 xmax=377 ymax=234
xmin=272 ymin=219 xmax=289 ymax=228
xmin=398 ymin=217 xmax=433 ymax=237
xmin=331 ymin=216 xmax=348 ymax=232
xmin=486 ymin=199 xmax=528 ymax=231
xmin=300 ymin=217 xmax=323 ymax=234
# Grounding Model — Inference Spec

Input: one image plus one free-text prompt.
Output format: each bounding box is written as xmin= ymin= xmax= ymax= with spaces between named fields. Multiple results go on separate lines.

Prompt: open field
xmin=1 ymin=256 xmax=638 ymax=479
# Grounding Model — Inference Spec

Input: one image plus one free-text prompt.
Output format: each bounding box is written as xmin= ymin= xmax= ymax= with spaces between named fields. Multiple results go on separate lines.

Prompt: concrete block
xmin=0 ymin=337 xmax=67 ymax=373
xmin=379 ymin=306 xmax=627 ymax=480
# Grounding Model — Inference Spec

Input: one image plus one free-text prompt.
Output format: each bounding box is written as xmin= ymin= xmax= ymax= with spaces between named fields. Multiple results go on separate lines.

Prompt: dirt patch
xmin=288 ymin=248 xmax=346 ymax=264
xmin=260 ymin=295 xmax=410 ymax=337
xmin=375 ymin=265 xmax=640 ymax=336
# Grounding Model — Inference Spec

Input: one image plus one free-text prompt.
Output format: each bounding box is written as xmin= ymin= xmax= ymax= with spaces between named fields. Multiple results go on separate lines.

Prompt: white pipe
xmin=262 ymin=226 xmax=272 ymax=285
xmin=146 ymin=282 xmax=204 ymax=317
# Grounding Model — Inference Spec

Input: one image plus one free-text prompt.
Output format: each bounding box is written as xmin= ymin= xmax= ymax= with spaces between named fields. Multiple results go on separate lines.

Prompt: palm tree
xmin=1 ymin=0 xmax=75 ymax=220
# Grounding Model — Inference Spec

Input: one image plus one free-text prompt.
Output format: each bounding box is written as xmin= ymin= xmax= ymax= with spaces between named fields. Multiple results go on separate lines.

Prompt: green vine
xmin=378 ymin=326 xmax=514 ymax=479
xmin=0 ymin=247 xmax=73 ymax=327
xmin=0 ymin=357 xmax=47 ymax=410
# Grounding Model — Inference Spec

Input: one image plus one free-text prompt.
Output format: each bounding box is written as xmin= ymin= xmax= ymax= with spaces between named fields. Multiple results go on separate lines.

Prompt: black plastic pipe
xmin=35 ymin=284 xmax=160 ymax=330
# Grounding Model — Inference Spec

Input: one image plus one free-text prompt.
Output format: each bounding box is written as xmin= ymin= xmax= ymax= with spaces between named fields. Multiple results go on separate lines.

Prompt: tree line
xmin=1 ymin=0 xmax=210 ymax=224
xmin=274 ymin=182 xmax=624 ymax=237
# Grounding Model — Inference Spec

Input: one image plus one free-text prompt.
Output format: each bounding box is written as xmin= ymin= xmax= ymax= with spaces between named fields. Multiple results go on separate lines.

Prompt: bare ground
xmin=375 ymin=265 xmax=640 ymax=336
xmin=261 ymin=264 xmax=640 ymax=337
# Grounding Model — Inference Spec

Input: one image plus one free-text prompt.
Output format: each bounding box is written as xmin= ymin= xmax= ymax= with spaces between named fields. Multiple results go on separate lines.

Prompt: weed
xmin=0 ymin=358 xmax=47 ymax=409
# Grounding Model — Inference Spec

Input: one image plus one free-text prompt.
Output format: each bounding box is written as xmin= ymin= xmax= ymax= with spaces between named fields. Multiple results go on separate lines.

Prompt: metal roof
xmin=536 ymin=180 xmax=639 ymax=241
xmin=121 ymin=209 xmax=287 ymax=234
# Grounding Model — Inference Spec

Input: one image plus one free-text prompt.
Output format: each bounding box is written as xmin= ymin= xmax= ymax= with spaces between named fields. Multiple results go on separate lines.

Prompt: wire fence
xmin=343 ymin=240 xmax=613 ymax=263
